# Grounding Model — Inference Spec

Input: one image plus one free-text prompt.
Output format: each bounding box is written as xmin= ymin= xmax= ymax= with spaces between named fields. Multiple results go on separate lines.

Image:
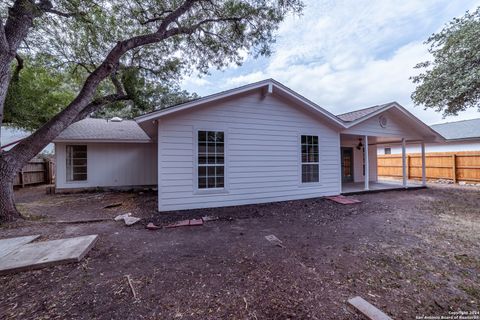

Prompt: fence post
xmin=452 ymin=154 xmax=457 ymax=183
xmin=20 ymin=168 xmax=25 ymax=188
xmin=407 ymin=155 xmax=411 ymax=179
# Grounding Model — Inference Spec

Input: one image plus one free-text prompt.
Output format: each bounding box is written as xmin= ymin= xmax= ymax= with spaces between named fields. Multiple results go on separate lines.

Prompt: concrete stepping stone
xmin=0 ymin=235 xmax=98 ymax=275
xmin=348 ymin=296 xmax=392 ymax=320
xmin=0 ymin=235 xmax=40 ymax=259
xmin=325 ymin=195 xmax=362 ymax=204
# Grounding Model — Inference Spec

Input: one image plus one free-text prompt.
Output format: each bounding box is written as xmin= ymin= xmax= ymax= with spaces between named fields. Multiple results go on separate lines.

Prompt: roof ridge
xmin=335 ymin=102 xmax=394 ymax=117
xmin=431 ymin=117 xmax=480 ymax=126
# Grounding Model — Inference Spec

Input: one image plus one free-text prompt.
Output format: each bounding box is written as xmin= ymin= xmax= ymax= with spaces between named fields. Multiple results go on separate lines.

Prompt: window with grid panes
xmin=301 ymin=135 xmax=319 ymax=183
xmin=198 ymin=131 xmax=224 ymax=189
xmin=66 ymin=145 xmax=87 ymax=181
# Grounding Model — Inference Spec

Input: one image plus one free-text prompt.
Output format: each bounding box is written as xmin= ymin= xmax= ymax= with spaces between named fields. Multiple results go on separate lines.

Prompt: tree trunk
xmin=0 ymin=154 xmax=22 ymax=222
xmin=0 ymin=54 xmax=13 ymax=143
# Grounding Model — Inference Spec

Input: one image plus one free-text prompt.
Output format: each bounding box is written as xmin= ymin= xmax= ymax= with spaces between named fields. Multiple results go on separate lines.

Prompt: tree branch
xmin=0 ymin=17 xmax=8 ymax=52
xmin=158 ymin=0 xmax=199 ymax=33
xmin=166 ymin=17 xmax=245 ymax=36
xmin=74 ymin=93 xmax=130 ymax=122
xmin=43 ymin=9 xmax=84 ymax=18
xmin=110 ymin=68 xmax=125 ymax=96
xmin=12 ymin=54 xmax=24 ymax=81
xmin=141 ymin=10 xmax=174 ymax=25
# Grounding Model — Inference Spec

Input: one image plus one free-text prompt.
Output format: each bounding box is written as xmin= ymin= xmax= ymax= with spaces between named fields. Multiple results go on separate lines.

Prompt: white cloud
xmin=185 ymin=0 xmax=480 ymax=124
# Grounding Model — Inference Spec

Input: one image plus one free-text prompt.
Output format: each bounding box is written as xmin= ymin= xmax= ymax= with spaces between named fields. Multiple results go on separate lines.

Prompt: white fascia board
xmin=53 ymin=139 xmax=153 ymax=144
xmin=135 ymin=79 xmax=347 ymax=128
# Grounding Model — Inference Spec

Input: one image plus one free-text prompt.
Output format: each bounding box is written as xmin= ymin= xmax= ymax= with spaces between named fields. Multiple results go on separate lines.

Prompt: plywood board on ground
xmin=0 ymin=235 xmax=98 ymax=275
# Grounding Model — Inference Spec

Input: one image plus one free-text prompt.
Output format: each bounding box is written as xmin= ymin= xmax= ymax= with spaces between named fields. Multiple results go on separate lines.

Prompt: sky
xmin=181 ymin=0 xmax=480 ymax=125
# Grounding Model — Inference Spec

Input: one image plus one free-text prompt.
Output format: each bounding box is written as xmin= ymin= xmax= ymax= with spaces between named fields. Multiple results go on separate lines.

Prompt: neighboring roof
xmin=431 ymin=118 xmax=480 ymax=141
xmin=1 ymin=126 xmax=54 ymax=152
xmin=336 ymin=103 xmax=392 ymax=122
xmin=135 ymin=79 xmax=346 ymax=128
xmin=54 ymin=118 xmax=151 ymax=142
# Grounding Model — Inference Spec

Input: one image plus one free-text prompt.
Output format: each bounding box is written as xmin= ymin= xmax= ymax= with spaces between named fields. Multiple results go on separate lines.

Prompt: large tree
xmin=3 ymin=58 xmax=199 ymax=130
xmin=0 ymin=0 xmax=303 ymax=222
xmin=412 ymin=8 xmax=480 ymax=116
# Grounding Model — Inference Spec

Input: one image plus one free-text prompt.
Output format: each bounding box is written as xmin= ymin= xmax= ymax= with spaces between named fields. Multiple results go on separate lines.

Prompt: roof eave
xmin=343 ymin=102 xmax=446 ymax=142
xmin=53 ymin=138 xmax=153 ymax=143
xmin=135 ymin=79 xmax=347 ymax=129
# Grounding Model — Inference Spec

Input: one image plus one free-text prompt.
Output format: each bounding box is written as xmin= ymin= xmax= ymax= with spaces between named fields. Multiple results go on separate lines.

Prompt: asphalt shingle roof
xmin=336 ymin=103 xmax=392 ymax=122
xmin=430 ymin=118 xmax=480 ymax=140
xmin=55 ymin=118 xmax=151 ymax=142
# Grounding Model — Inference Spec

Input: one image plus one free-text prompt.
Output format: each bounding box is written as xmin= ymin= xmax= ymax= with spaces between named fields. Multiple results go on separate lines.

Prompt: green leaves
xmin=412 ymin=7 xmax=480 ymax=116
xmin=4 ymin=60 xmax=77 ymax=131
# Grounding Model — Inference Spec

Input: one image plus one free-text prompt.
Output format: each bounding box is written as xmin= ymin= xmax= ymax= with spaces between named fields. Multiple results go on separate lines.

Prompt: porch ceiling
xmin=340 ymin=134 xmax=411 ymax=145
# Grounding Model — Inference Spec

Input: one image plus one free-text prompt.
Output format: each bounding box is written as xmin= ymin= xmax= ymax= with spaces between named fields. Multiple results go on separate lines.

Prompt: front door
xmin=341 ymin=147 xmax=354 ymax=182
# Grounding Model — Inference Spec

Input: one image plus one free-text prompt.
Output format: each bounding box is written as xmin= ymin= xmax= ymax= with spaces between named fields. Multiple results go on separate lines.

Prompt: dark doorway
xmin=341 ymin=147 xmax=354 ymax=182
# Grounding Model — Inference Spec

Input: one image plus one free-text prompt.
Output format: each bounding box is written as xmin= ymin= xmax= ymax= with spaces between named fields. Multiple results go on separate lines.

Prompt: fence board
xmin=378 ymin=151 xmax=480 ymax=183
xmin=13 ymin=158 xmax=55 ymax=188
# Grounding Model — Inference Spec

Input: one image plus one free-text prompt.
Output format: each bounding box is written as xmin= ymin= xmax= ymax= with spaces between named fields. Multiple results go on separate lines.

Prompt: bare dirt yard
xmin=0 ymin=185 xmax=479 ymax=319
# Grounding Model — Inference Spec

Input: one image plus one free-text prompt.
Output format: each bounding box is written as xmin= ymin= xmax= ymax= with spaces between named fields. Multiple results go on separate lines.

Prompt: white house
xmin=54 ymin=79 xmax=444 ymax=212
xmin=378 ymin=118 xmax=480 ymax=155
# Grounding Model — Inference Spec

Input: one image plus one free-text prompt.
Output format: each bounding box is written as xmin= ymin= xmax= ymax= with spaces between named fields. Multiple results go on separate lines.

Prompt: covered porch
xmin=340 ymin=133 xmax=428 ymax=193
xmin=337 ymin=103 xmax=444 ymax=194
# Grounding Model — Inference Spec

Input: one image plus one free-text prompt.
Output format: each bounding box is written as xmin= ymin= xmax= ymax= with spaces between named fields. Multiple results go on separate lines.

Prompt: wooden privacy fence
xmin=378 ymin=151 xmax=480 ymax=183
xmin=13 ymin=158 xmax=55 ymax=188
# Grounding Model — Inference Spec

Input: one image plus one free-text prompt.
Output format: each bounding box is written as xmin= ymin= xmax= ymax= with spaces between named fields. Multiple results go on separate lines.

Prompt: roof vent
xmin=110 ymin=117 xmax=123 ymax=122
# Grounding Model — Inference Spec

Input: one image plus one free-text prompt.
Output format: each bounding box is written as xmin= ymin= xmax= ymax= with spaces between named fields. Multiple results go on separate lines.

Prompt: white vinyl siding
xmin=66 ymin=145 xmax=87 ymax=181
xmin=157 ymin=91 xmax=341 ymax=211
xmin=56 ymin=142 xmax=157 ymax=189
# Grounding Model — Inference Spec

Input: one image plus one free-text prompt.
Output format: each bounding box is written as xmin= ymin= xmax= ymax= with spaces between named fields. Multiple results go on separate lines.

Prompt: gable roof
xmin=54 ymin=118 xmax=152 ymax=143
xmin=336 ymin=101 xmax=445 ymax=142
xmin=135 ymin=79 xmax=346 ymax=128
xmin=336 ymin=103 xmax=392 ymax=122
xmin=431 ymin=118 xmax=480 ymax=141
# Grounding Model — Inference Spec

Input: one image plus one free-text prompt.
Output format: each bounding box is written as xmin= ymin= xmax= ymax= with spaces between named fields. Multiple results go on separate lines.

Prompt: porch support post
xmin=402 ymin=138 xmax=407 ymax=187
xmin=364 ymin=135 xmax=369 ymax=190
xmin=421 ymin=141 xmax=426 ymax=186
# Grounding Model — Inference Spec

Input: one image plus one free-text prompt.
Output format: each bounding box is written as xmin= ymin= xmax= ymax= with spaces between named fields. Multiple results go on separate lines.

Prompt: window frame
xmin=194 ymin=128 xmax=228 ymax=194
xmin=299 ymin=134 xmax=320 ymax=185
xmin=66 ymin=144 xmax=88 ymax=183
xmin=384 ymin=147 xmax=392 ymax=155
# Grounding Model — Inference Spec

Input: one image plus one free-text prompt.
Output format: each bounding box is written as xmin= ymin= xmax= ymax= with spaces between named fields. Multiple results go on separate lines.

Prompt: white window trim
xmin=297 ymin=133 xmax=321 ymax=187
xmin=65 ymin=144 xmax=88 ymax=184
xmin=193 ymin=127 xmax=229 ymax=195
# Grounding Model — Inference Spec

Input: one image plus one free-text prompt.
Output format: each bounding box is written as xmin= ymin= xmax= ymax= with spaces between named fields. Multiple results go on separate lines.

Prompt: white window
xmin=66 ymin=145 xmax=87 ymax=181
xmin=198 ymin=131 xmax=224 ymax=189
xmin=301 ymin=135 xmax=319 ymax=183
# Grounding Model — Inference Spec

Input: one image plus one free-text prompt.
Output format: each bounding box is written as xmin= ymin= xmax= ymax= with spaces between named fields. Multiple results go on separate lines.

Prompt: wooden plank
xmin=0 ymin=235 xmax=40 ymax=259
xmin=452 ymin=154 xmax=457 ymax=183
xmin=348 ymin=296 xmax=392 ymax=320
xmin=0 ymin=235 xmax=98 ymax=275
